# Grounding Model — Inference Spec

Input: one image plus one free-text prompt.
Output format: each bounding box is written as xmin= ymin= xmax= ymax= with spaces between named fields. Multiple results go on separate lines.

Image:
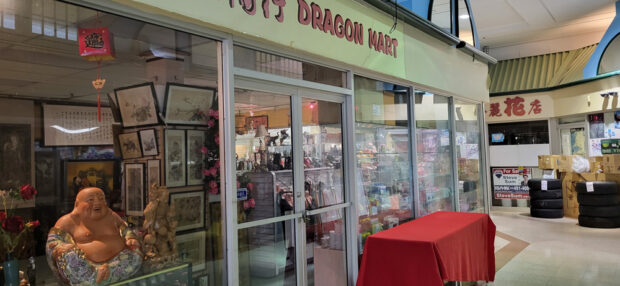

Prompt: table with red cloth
xmin=357 ymin=211 xmax=496 ymax=286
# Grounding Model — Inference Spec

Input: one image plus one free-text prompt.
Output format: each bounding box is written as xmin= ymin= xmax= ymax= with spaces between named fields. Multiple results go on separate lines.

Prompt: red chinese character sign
xmin=486 ymin=95 xmax=551 ymax=122
xmin=78 ymin=27 xmax=115 ymax=61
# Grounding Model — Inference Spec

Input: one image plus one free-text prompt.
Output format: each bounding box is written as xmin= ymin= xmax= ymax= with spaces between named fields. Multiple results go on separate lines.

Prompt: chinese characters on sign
xmin=488 ymin=96 xmax=543 ymax=118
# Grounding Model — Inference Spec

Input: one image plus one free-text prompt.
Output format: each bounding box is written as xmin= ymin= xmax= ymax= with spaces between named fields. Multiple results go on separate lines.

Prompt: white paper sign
xmin=541 ymin=180 xmax=548 ymax=191
xmin=586 ymin=182 xmax=594 ymax=193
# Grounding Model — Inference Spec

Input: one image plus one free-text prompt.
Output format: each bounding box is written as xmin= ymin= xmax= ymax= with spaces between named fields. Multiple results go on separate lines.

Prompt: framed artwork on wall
xmin=165 ymin=129 xmax=186 ymax=187
xmin=63 ymin=159 xmax=119 ymax=204
xmin=164 ymin=83 xmax=216 ymax=125
xmin=118 ymin=132 xmax=143 ymax=159
xmin=106 ymin=93 xmax=122 ymax=123
xmin=147 ymin=159 xmax=161 ymax=190
xmin=0 ymin=124 xmax=32 ymax=191
xmin=176 ymin=230 xmax=206 ymax=272
xmin=186 ymin=130 xmax=205 ymax=186
xmin=170 ymin=191 xmax=205 ymax=232
xmin=125 ymin=163 xmax=145 ymax=216
xmin=114 ymin=83 xmax=160 ymax=128
xmin=139 ymin=129 xmax=159 ymax=156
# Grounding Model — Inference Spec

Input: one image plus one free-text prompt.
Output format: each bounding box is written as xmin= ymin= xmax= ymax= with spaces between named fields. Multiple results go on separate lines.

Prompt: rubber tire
xmin=579 ymin=205 xmax=620 ymax=217
xmin=577 ymin=194 xmax=620 ymax=206
xmin=530 ymin=199 xmax=563 ymax=209
xmin=575 ymin=181 xmax=618 ymax=195
xmin=528 ymin=179 xmax=562 ymax=190
xmin=530 ymin=208 xmax=563 ymax=218
xmin=529 ymin=189 xmax=562 ymax=200
xmin=578 ymin=215 xmax=620 ymax=228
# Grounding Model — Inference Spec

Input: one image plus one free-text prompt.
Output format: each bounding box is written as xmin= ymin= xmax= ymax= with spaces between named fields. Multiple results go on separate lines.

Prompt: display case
xmin=416 ymin=128 xmax=454 ymax=216
xmin=355 ymin=123 xmax=413 ymax=249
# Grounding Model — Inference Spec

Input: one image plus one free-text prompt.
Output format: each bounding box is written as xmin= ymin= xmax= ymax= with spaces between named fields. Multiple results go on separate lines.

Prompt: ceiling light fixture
xmin=459 ymin=14 xmax=469 ymax=19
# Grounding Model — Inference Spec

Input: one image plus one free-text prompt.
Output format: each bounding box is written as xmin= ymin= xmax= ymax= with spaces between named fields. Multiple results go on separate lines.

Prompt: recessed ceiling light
xmin=459 ymin=14 xmax=469 ymax=19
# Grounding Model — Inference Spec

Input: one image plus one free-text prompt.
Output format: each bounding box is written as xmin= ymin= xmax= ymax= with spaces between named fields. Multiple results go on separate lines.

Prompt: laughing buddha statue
xmin=46 ymin=187 xmax=143 ymax=285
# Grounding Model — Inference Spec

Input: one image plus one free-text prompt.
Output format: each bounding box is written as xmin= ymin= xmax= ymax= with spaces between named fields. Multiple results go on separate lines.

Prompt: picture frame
xmin=196 ymin=275 xmax=209 ymax=286
xmin=139 ymin=129 xmax=159 ymax=156
xmin=63 ymin=159 xmax=119 ymax=205
xmin=114 ymin=82 xmax=160 ymax=128
xmin=35 ymin=151 xmax=60 ymax=201
xmin=106 ymin=93 xmax=122 ymax=123
xmin=165 ymin=129 xmax=186 ymax=187
xmin=170 ymin=191 xmax=205 ymax=232
xmin=118 ymin=132 xmax=143 ymax=159
xmin=176 ymin=230 xmax=207 ymax=272
xmin=245 ymin=115 xmax=268 ymax=130
xmin=125 ymin=163 xmax=145 ymax=216
xmin=186 ymin=130 xmax=206 ymax=186
xmin=0 ymin=124 xmax=32 ymax=191
xmin=42 ymin=104 xmax=115 ymax=146
xmin=147 ymin=159 xmax=161 ymax=190
xmin=163 ymin=83 xmax=216 ymax=125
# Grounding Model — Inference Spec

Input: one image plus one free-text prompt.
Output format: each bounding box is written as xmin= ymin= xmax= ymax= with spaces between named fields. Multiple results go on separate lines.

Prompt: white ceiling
xmin=470 ymin=0 xmax=617 ymax=60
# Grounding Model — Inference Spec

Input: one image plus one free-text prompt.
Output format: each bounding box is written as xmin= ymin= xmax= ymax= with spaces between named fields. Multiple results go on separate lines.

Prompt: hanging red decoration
xmin=78 ymin=27 xmax=115 ymax=61
xmin=79 ymin=26 xmax=114 ymax=122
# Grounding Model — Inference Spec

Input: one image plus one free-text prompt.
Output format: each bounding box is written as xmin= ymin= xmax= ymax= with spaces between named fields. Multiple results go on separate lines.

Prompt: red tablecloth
xmin=357 ymin=211 xmax=496 ymax=286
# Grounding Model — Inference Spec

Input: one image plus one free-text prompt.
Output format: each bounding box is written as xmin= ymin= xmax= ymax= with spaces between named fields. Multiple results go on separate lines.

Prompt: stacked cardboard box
xmin=561 ymin=172 xmax=608 ymax=218
xmin=589 ymin=156 xmax=604 ymax=173
xmin=603 ymin=154 xmax=620 ymax=174
xmin=538 ymin=155 xmax=560 ymax=170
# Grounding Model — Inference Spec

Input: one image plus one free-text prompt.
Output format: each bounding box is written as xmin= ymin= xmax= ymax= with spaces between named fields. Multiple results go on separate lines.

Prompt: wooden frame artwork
xmin=125 ymin=163 xmax=145 ymax=216
xmin=114 ymin=82 xmax=160 ymax=128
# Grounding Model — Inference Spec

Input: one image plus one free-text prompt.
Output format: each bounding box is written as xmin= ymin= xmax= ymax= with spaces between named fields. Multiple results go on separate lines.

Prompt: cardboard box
xmin=558 ymin=155 xmax=577 ymax=172
xmin=538 ymin=155 xmax=559 ymax=169
xmin=603 ymin=154 xmax=620 ymax=174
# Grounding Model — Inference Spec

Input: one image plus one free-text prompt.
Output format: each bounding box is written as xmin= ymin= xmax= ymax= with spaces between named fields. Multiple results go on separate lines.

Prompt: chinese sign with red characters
xmin=486 ymin=94 xmax=552 ymax=123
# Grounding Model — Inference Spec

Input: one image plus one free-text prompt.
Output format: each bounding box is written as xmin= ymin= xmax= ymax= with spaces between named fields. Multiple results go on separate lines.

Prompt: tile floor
xmin=489 ymin=207 xmax=620 ymax=286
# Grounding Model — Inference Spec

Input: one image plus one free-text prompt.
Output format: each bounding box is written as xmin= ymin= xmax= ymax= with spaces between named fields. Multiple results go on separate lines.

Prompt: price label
xmin=541 ymin=180 xmax=548 ymax=191
xmin=586 ymin=182 xmax=594 ymax=193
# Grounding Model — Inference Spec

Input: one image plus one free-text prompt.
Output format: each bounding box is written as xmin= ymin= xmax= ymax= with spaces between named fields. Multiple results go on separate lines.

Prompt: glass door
xmin=233 ymin=79 xmax=349 ymax=286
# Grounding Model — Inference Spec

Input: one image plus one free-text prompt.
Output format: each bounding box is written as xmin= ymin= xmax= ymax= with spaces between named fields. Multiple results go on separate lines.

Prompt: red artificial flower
xmin=247 ymin=183 xmax=254 ymax=192
xmin=19 ymin=184 xmax=37 ymax=200
xmin=26 ymin=220 xmax=40 ymax=228
xmin=200 ymin=146 xmax=208 ymax=154
xmin=209 ymin=180 xmax=218 ymax=190
xmin=215 ymin=135 xmax=220 ymax=145
xmin=237 ymin=181 xmax=241 ymax=189
xmin=243 ymin=200 xmax=250 ymax=210
xmin=209 ymin=187 xmax=219 ymax=195
xmin=215 ymin=160 xmax=220 ymax=169
xmin=208 ymin=167 xmax=218 ymax=176
xmin=2 ymin=216 xmax=24 ymax=233
xmin=207 ymin=120 xmax=215 ymax=128
xmin=248 ymin=198 xmax=256 ymax=208
xmin=0 ymin=211 xmax=5 ymax=222
xmin=202 ymin=169 xmax=210 ymax=176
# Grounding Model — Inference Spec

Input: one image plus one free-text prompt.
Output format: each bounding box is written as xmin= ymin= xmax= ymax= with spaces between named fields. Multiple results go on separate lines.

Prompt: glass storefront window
xmin=454 ymin=100 xmax=484 ymax=213
xmin=414 ymin=90 xmax=454 ymax=217
xmin=354 ymin=76 xmax=413 ymax=251
xmin=234 ymin=45 xmax=347 ymax=88
xmin=457 ymin=0 xmax=474 ymax=46
xmin=431 ymin=0 xmax=452 ymax=34
xmin=0 ymin=1 xmax=223 ymax=285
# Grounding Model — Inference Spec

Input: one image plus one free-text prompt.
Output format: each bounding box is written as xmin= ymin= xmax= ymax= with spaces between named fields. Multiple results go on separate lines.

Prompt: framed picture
xmin=165 ymin=129 xmax=186 ymax=187
xmin=245 ymin=115 xmax=268 ymax=130
xmin=35 ymin=151 xmax=59 ymax=200
xmin=147 ymin=159 xmax=161 ymax=190
xmin=164 ymin=83 xmax=216 ymax=125
xmin=106 ymin=93 xmax=122 ymax=123
xmin=186 ymin=130 xmax=205 ymax=186
xmin=43 ymin=104 xmax=114 ymax=146
xmin=63 ymin=160 xmax=119 ymax=203
xmin=196 ymin=275 xmax=209 ymax=286
xmin=170 ymin=191 xmax=205 ymax=232
xmin=176 ymin=230 xmax=206 ymax=272
xmin=114 ymin=83 xmax=160 ymax=128
xmin=118 ymin=132 xmax=143 ymax=159
xmin=0 ymin=124 xmax=32 ymax=190
xmin=139 ymin=129 xmax=159 ymax=156
xmin=125 ymin=163 xmax=145 ymax=216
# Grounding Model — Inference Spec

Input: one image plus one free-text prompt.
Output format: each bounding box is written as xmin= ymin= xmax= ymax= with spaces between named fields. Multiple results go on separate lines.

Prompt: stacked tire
xmin=528 ymin=179 xmax=563 ymax=218
xmin=576 ymin=181 xmax=620 ymax=228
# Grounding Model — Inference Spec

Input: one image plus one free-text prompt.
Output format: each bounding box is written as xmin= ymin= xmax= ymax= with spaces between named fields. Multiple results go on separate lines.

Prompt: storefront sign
xmin=485 ymin=94 xmax=553 ymax=123
xmin=126 ymin=0 xmax=406 ymax=78
xmin=492 ymin=167 xmax=531 ymax=199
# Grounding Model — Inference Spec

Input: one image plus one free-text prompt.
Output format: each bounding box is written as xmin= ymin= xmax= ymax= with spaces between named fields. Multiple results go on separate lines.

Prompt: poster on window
xmin=492 ymin=167 xmax=532 ymax=199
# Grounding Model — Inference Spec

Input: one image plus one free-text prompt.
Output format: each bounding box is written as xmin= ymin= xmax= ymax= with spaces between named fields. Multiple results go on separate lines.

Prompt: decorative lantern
xmin=78 ymin=27 xmax=115 ymax=61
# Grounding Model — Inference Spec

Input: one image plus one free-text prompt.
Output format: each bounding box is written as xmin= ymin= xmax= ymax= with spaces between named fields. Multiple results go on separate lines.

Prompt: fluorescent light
xmin=459 ymin=14 xmax=469 ymax=19
xmin=51 ymin=125 xmax=99 ymax=134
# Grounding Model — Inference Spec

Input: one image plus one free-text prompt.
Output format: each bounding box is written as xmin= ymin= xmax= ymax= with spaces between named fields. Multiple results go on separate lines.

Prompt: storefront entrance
xmin=231 ymin=77 xmax=351 ymax=286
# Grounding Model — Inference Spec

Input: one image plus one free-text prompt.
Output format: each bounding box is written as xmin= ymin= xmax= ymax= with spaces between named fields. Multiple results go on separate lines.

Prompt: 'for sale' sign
xmin=492 ymin=167 xmax=531 ymax=199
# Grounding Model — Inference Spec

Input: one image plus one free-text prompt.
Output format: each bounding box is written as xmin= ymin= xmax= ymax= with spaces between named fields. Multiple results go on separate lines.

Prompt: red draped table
xmin=357 ymin=211 xmax=496 ymax=286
